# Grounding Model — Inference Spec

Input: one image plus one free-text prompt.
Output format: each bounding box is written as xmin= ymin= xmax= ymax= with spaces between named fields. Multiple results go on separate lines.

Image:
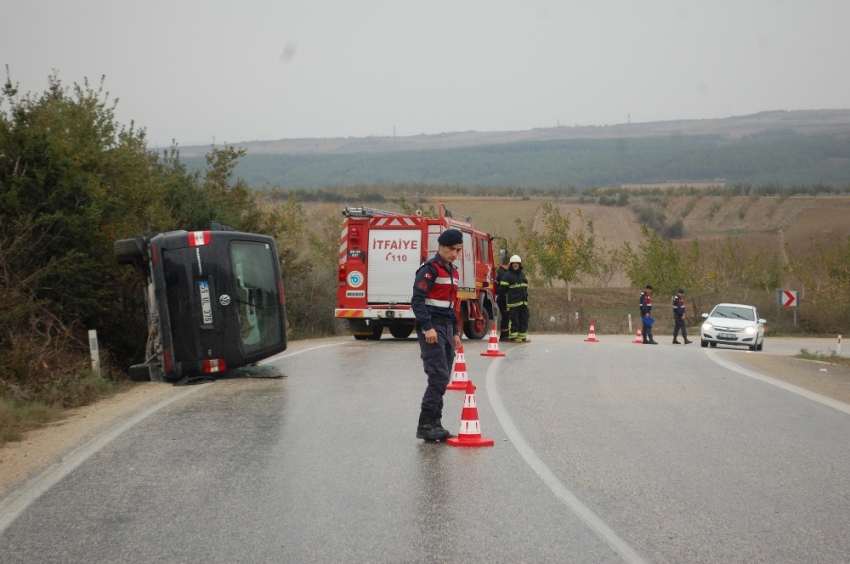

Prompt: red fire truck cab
xmin=336 ymin=204 xmax=498 ymax=340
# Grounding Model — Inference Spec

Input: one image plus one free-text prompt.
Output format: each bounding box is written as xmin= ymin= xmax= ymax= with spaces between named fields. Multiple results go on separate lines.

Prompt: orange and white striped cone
xmin=632 ymin=327 xmax=643 ymax=344
xmin=480 ymin=323 xmax=506 ymax=357
xmin=446 ymin=380 xmax=494 ymax=447
xmin=584 ymin=321 xmax=600 ymax=343
xmin=446 ymin=345 xmax=469 ymax=390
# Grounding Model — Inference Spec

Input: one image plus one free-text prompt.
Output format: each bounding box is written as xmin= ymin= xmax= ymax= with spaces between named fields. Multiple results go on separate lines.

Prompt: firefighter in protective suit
xmin=411 ymin=229 xmax=463 ymax=441
xmin=500 ymin=255 xmax=531 ymax=343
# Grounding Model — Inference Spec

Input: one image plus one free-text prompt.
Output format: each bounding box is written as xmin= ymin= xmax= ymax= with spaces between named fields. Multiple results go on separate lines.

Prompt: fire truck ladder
xmin=341 ymin=206 xmax=419 ymax=218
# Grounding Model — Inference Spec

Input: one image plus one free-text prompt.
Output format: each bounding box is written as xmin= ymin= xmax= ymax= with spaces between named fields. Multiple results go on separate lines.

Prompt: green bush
xmin=0 ymin=74 xmax=320 ymax=434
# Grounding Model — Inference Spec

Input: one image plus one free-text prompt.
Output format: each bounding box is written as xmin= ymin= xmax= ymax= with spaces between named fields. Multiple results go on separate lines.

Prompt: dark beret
xmin=438 ymin=229 xmax=463 ymax=246
xmin=678 ymin=288 xmax=685 ymax=293
xmin=645 ymin=284 xmax=653 ymax=289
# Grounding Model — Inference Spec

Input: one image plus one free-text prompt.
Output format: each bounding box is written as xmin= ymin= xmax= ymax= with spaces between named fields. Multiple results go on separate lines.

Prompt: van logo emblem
xmin=219 ymin=294 xmax=231 ymax=306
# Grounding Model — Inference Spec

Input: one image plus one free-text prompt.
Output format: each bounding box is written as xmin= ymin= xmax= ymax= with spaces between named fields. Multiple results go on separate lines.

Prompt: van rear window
xmin=230 ymin=241 xmax=283 ymax=355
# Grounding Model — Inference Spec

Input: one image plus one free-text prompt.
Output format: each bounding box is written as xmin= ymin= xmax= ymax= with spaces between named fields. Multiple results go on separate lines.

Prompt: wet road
xmin=2 ymin=335 xmax=850 ymax=563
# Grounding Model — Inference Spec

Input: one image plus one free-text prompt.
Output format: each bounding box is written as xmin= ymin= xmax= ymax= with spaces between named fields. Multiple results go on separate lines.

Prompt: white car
xmin=700 ymin=303 xmax=766 ymax=351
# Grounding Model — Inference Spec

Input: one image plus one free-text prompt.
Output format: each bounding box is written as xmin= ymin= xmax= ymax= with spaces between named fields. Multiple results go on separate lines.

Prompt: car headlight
xmin=703 ymin=322 xmax=714 ymax=331
xmin=744 ymin=326 xmax=756 ymax=334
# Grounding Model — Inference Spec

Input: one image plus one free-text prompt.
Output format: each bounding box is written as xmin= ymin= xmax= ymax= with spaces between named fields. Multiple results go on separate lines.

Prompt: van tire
xmin=115 ymin=238 xmax=143 ymax=264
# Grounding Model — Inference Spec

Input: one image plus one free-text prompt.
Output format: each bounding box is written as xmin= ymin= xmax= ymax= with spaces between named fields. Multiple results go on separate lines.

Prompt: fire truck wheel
xmin=388 ymin=325 xmax=414 ymax=339
xmin=366 ymin=324 xmax=383 ymax=340
xmin=463 ymin=310 xmax=491 ymax=340
xmin=353 ymin=334 xmax=368 ymax=341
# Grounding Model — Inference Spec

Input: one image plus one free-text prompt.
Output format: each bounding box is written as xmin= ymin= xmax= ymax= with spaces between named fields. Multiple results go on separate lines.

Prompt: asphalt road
xmin=1 ymin=335 xmax=849 ymax=563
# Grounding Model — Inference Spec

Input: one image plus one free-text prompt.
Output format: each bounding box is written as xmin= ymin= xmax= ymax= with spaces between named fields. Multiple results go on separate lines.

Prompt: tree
xmin=511 ymin=204 xmax=596 ymax=299
xmin=621 ymin=225 xmax=684 ymax=298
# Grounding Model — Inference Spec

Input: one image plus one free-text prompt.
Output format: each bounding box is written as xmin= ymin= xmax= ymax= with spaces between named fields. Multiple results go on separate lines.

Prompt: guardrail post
xmin=88 ymin=329 xmax=101 ymax=377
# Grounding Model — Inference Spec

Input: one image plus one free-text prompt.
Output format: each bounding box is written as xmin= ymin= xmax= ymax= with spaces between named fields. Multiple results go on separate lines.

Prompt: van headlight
xmin=744 ymin=326 xmax=756 ymax=334
xmin=703 ymin=322 xmax=714 ymax=331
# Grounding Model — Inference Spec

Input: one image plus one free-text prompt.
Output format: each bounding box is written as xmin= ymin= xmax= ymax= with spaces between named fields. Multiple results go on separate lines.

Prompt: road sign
xmin=776 ymin=289 xmax=798 ymax=307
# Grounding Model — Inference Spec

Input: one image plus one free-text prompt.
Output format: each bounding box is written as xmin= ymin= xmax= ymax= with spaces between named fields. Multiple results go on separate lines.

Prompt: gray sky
xmin=2 ymin=0 xmax=849 ymax=148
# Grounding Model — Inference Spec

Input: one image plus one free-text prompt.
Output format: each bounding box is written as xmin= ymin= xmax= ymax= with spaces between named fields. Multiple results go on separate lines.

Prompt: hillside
xmin=178 ymin=110 xmax=850 ymax=157
xmin=175 ymin=110 xmax=850 ymax=190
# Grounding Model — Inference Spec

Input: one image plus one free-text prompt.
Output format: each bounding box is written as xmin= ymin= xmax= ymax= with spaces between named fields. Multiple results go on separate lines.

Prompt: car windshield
xmin=230 ymin=241 xmax=283 ymax=355
xmin=711 ymin=305 xmax=755 ymax=321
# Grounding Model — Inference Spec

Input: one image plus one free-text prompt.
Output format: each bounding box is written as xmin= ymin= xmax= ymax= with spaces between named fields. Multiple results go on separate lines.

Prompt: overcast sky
xmin=2 ymin=0 xmax=849 ymax=147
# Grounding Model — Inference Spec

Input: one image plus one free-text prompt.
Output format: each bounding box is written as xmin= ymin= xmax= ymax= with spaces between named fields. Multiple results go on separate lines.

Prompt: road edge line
xmin=0 ymin=384 xmax=211 ymax=535
xmin=705 ymin=350 xmax=850 ymax=416
xmin=0 ymin=340 xmax=351 ymax=535
xmin=484 ymin=353 xmax=648 ymax=564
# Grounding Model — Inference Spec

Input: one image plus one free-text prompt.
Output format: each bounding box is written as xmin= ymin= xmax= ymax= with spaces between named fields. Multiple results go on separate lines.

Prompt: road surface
xmin=1 ymin=335 xmax=849 ymax=563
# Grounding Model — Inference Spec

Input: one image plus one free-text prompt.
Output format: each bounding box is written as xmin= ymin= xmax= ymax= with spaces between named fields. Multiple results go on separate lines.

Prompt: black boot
xmin=416 ymin=409 xmax=450 ymax=441
xmin=672 ymin=339 xmax=681 ymax=344
xmin=684 ymin=338 xmax=693 ymax=344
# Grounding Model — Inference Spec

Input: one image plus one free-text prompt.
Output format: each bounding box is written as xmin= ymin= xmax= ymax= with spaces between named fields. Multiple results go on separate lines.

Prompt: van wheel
xmin=114 ymin=238 xmax=143 ymax=265
xmin=389 ymin=325 xmax=414 ymax=339
xmin=353 ymin=334 xmax=368 ymax=341
xmin=129 ymin=364 xmax=151 ymax=382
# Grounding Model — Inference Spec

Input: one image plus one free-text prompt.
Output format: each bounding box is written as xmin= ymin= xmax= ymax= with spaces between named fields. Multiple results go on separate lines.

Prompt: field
xmin=306 ymin=193 xmax=850 ymax=278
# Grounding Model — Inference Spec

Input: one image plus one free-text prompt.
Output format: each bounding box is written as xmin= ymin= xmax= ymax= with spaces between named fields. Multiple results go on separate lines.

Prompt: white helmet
xmin=509 ymin=255 xmax=522 ymax=264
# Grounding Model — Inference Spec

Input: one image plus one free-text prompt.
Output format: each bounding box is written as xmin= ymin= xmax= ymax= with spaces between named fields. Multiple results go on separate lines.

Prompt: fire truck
xmin=335 ymin=204 xmax=498 ymax=340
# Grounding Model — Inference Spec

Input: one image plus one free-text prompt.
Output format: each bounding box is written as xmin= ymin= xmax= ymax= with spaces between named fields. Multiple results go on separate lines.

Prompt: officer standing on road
xmin=639 ymin=284 xmax=658 ymax=345
xmin=495 ymin=254 xmax=511 ymax=341
xmin=411 ymin=229 xmax=463 ymax=442
xmin=501 ymin=255 xmax=531 ymax=343
xmin=672 ymin=287 xmax=693 ymax=344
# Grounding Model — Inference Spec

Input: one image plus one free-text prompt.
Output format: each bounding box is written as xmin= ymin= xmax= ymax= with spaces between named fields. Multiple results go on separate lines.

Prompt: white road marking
xmin=0 ymin=384 xmax=211 ymax=535
xmin=485 ymin=355 xmax=648 ymax=564
xmin=0 ymin=342 xmax=351 ymax=535
xmin=705 ymin=350 xmax=850 ymax=416
xmin=262 ymin=340 xmax=350 ymax=364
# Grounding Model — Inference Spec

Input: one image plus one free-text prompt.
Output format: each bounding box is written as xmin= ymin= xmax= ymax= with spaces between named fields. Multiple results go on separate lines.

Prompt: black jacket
xmin=500 ymin=267 xmax=529 ymax=308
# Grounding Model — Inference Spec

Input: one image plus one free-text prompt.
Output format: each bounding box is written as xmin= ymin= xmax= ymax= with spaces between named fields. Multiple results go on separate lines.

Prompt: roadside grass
xmin=0 ymin=367 xmax=133 ymax=447
xmin=796 ymin=348 xmax=850 ymax=368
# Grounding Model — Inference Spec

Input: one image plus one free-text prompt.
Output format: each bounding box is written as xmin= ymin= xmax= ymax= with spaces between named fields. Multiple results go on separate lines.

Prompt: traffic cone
xmin=632 ymin=327 xmax=643 ymax=344
xmin=446 ymin=345 xmax=469 ymax=390
xmin=584 ymin=321 xmax=600 ymax=342
xmin=480 ymin=323 xmax=506 ymax=357
xmin=446 ymin=380 xmax=494 ymax=447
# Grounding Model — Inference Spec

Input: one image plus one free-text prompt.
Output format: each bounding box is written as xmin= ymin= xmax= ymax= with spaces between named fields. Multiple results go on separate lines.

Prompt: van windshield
xmin=230 ymin=241 xmax=283 ymax=355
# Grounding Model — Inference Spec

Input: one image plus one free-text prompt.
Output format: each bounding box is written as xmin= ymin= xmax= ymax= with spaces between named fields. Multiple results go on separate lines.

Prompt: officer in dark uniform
xmin=639 ymin=284 xmax=658 ymax=344
xmin=411 ymin=229 xmax=463 ymax=441
xmin=495 ymin=254 xmax=511 ymax=341
xmin=672 ymin=287 xmax=692 ymax=344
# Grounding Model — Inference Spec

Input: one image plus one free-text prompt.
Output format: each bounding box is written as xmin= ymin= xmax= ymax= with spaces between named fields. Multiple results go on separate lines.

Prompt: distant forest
xmin=180 ymin=130 xmax=850 ymax=190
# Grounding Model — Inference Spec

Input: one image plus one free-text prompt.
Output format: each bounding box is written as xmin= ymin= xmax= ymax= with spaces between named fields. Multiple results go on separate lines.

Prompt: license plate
xmin=199 ymin=280 xmax=213 ymax=324
xmin=718 ymin=333 xmax=735 ymax=339
xmin=349 ymin=250 xmax=363 ymax=258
